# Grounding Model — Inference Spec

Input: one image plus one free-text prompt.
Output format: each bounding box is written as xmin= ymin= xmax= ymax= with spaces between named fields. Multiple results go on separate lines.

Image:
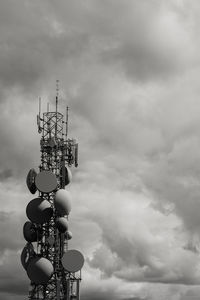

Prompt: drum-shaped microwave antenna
xmin=21 ymin=243 xmax=35 ymax=270
xmin=35 ymin=171 xmax=57 ymax=193
xmin=26 ymin=256 xmax=54 ymax=284
xmin=26 ymin=168 xmax=37 ymax=194
xmin=54 ymin=189 xmax=72 ymax=216
xmin=56 ymin=217 xmax=68 ymax=233
xmin=65 ymin=230 xmax=72 ymax=240
xmin=60 ymin=166 xmax=72 ymax=186
xmin=23 ymin=221 xmax=37 ymax=242
xmin=26 ymin=198 xmax=53 ymax=224
xmin=65 ymin=167 xmax=72 ymax=185
xmin=62 ymin=249 xmax=84 ymax=273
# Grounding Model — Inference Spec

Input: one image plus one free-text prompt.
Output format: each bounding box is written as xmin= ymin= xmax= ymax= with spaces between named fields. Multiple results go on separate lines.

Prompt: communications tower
xmin=21 ymin=84 xmax=84 ymax=300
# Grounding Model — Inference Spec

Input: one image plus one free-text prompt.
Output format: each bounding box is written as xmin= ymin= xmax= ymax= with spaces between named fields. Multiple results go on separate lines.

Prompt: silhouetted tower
xmin=21 ymin=84 xmax=84 ymax=300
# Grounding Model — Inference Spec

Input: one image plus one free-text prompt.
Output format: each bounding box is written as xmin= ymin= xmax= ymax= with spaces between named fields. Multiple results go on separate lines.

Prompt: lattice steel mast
xmin=21 ymin=85 xmax=84 ymax=300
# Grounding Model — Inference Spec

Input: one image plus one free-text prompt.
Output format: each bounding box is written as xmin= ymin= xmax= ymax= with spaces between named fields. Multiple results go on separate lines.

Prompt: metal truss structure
xmin=22 ymin=89 xmax=83 ymax=300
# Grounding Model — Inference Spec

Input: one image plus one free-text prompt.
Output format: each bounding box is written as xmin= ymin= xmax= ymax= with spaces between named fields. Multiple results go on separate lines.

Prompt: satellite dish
xmin=21 ymin=243 xmax=35 ymax=270
xmin=26 ymin=198 xmax=53 ymax=224
xmin=26 ymin=256 xmax=54 ymax=284
xmin=62 ymin=250 xmax=84 ymax=273
xmin=56 ymin=217 xmax=68 ymax=233
xmin=26 ymin=168 xmax=37 ymax=194
xmin=54 ymin=189 xmax=72 ymax=216
xmin=65 ymin=230 xmax=72 ymax=240
xmin=23 ymin=221 xmax=43 ymax=242
xmin=23 ymin=221 xmax=37 ymax=242
xmin=35 ymin=171 xmax=57 ymax=193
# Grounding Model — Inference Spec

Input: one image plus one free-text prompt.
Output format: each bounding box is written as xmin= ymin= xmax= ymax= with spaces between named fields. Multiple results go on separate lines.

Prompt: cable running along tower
xmin=21 ymin=85 xmax=84 ymax=300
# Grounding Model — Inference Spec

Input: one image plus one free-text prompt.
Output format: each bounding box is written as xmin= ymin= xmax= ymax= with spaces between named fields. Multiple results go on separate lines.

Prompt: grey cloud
xmin=82 ymin=295 xmax=146 ymax=300
xmin=88 ymin=0 xmax=195 ymax=81
xmin=1 ymin=0 xmax=200 ymax=299
xmin=0 ymin=211 xmax=25 ymax=254
xmin=0 ymin=1 xmax=90 ymax=93
xmin=180 ymin=286 xmax=200 ymax=300
xmin=122 ymin=298 xmax=147 ymax=300
xmin=0 ymin=293 xmax=26 ymax=300
xmin=0 ymin=250 xmax=28 ymax=297
xmin=81 ymin=291 xmax=117 ymax=300
xmin=87 ymin=208 xmax=200 ymax=285
xmin=0 ymin=169 xmax=13 ymax=181
xmin=0 ymin=0 xmax=194 ymax=97
xmin=0 ymin=96 xmax=41 ymax=181
xmin=142 ymin=135 xmax=200 ymax=234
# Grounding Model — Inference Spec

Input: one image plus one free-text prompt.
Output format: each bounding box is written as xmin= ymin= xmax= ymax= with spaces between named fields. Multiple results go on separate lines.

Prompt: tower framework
xmin=21 ymin=94 xmax=83 ymax=300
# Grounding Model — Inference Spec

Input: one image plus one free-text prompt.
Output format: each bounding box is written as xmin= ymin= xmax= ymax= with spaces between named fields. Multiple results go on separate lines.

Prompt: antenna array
xmin=21 ymin=89 xmax=83 ymax=300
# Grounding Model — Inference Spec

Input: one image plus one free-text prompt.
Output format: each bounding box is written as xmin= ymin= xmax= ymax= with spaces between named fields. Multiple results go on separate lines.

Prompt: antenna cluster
xmin=21 ymin=87 xmax=83 ymax=300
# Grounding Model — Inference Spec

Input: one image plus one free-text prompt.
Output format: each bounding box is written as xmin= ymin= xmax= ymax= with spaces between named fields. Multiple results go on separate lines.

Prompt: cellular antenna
xmin=66 ymin=106 xmax=69 ymax=138
xmin=37 ymin=97 xmax=42 ymax=133
xmin=56 ymin=79 xmax=59 ymax=113
xmin=55 ymin=80 xmax=59 ymax=138
xmin=39 ymin=97 xmax=41 ymax=115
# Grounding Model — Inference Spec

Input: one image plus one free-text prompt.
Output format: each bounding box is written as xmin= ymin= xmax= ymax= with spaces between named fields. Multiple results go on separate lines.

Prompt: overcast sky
xmin=1 ymin=0 xmax=200 ymax=299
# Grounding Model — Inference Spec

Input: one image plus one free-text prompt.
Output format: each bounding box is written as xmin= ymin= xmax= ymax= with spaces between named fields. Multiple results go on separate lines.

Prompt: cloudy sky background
xmin=1 ymin=0 xmax=200 ymax=299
